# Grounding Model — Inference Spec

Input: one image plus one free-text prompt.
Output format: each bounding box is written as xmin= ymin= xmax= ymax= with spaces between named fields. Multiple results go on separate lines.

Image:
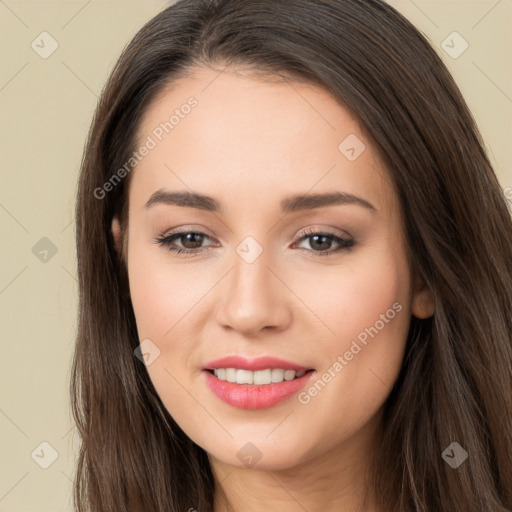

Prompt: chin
xmin=204 ymin=435 xmax=313 ymax=472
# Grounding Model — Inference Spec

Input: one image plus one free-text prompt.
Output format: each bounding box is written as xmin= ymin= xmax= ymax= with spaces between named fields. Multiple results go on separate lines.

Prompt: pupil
xmin=311 ymin=235 xmax=330 ymax=251
xmin=183 ymin=233 xmax=203 ymax=249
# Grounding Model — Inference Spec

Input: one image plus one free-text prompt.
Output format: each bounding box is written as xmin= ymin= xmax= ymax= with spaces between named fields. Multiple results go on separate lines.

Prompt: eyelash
xmin=153 ymin=227 xmax=354 ymax=258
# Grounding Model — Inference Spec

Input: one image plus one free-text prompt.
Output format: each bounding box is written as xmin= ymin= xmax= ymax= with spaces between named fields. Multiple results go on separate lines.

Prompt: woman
xmin=71 ymin=0 xmax=512 ymax=510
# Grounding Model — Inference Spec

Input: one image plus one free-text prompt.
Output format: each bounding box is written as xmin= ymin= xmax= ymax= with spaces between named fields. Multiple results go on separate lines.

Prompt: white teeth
xmin=236 ymin=369 xmax=253 ymax=384
xmin=226 ymin=368 xmax=237 ymax=382
xmin=271 ymin=368 xmax=285 ymax=383
xmin=284 ymin=370 xmax=296 ymax=381
xmin=212 ymin=368 xmax=308 ymax=385
xmin=253 ymin=369 xmax=272 ymax=385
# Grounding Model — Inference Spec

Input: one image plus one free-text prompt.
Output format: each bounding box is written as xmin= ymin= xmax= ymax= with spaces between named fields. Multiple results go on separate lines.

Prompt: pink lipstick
xmin=202 ymin=356 xmax=315 ymax=409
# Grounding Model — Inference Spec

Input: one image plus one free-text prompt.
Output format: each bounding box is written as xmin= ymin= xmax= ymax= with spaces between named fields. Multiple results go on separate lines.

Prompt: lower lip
xmin=203 ymin=370 xmax=316 ymax=410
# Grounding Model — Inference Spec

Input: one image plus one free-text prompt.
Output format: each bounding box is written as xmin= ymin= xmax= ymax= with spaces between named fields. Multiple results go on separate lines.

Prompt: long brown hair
xmin=71 ymin=0 xmax=512 ymax=510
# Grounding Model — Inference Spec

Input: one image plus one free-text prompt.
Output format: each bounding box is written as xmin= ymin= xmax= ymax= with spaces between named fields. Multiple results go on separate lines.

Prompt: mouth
xmin=202 ymin=355 xmax=316 ymax=409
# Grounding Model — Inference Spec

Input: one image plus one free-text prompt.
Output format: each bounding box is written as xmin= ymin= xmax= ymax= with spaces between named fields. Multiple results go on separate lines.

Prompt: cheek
xmin=127 ymin=241 xmax=207 ymax=339
xmin=126 ymin=243 xmax=207 ymax=419
xmin=296 ymin=243 xmax=412 ymax=431
xmin=126 ymin=239 xmax=219 ymax=393
xmin=301 ymin=242 xmax=411 ymax=350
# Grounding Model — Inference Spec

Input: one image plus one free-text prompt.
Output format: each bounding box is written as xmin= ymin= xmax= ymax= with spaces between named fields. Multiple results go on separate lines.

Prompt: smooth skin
xmin=112 ymin=65 xmax=435 ymax=512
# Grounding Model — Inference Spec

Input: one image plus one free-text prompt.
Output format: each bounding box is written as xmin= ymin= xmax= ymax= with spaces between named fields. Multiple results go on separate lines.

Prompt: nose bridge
xmin=231 ymin=243 xmax=272 ymax=297
xmin=216 ymin=237 xmax=291 ymax=333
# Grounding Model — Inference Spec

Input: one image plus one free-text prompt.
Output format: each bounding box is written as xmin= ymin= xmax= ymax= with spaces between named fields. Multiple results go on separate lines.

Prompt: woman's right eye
xmin=154 ymin=231 xmax=215 ymax=256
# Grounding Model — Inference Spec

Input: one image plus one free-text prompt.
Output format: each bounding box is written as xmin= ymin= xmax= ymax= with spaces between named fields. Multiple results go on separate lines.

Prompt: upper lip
xmin=203 ymin=356 xmax=312 ymax=372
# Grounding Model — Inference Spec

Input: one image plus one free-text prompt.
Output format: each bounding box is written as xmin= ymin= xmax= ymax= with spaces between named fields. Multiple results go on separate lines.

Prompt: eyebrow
xmin=144 ymin=189 xmax=377 ymax=214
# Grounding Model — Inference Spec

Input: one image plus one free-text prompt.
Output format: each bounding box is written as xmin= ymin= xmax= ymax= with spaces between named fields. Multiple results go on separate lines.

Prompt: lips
xmin=202 ymin=355 xmax=316 ymax=409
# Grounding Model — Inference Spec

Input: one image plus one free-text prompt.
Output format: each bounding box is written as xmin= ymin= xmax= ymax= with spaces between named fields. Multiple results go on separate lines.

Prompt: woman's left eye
xmin=293 ymin=229 xmax=354 ymax=256
xmin=154 ymin=228 xmax=354 ymax=257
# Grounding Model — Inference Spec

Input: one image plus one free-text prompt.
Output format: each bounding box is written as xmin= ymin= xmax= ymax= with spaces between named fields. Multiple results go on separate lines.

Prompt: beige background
xmin=0 ymin=1 xmax=510 ymax=510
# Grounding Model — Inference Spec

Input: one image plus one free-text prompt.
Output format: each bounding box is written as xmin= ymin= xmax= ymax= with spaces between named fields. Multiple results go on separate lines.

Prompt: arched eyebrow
xmin=144 ymin=189 xmax=377 ymax=214
xmin=281 ymin=191 xmax=376 ymax=213
xmin=145 ymin=189 xmax=220 ymax=211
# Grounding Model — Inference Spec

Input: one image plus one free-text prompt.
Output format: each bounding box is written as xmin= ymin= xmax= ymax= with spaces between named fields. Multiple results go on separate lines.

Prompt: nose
xmin=215 ymin=249 xmax=293 ymax=335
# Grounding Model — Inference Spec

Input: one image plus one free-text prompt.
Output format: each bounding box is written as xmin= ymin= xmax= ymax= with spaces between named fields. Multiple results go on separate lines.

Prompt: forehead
xmin=131 ymin=66 xmax=395 ymax=215
xmin=138 ymin=65 xmax=357 ymax=150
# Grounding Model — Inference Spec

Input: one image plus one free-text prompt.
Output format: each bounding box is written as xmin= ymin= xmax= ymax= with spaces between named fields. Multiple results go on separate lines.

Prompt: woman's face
xmin=113 ymin=66 xmax=433 ymax=471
